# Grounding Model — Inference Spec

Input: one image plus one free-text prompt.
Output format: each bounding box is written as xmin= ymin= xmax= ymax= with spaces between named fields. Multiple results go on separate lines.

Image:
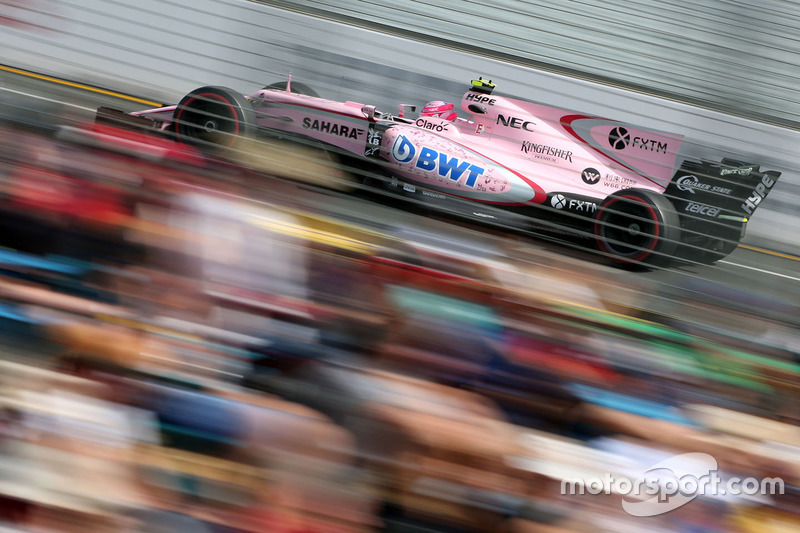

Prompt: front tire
xmin=594 ymin=188 xmax=681 ymax=267
xmin=173 ymin=86 xmax=256 ymax=149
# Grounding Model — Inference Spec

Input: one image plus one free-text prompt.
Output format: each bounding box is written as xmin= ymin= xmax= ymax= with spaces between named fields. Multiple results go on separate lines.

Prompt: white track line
xmin=719 ymin=260 xmax=800 ymax=282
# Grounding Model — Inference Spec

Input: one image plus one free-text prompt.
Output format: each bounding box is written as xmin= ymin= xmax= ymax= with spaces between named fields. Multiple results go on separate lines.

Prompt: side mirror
xmin=361 ymin=105 xmax=377 ymax=119
xmin=398 ymin=104 xmax=416 ymax=119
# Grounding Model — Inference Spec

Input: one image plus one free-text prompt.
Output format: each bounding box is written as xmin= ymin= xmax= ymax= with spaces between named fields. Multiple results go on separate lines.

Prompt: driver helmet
xmin=421 ymin=100 xmax=457 ymax=121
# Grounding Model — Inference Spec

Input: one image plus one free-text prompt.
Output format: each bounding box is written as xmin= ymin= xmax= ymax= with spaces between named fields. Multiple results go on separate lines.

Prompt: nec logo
xmin=497 ymin=114 xmax=535 ymax=132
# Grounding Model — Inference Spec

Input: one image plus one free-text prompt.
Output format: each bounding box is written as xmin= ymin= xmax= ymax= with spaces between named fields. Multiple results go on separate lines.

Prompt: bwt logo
xmin=608 ymin=126 xmax=668 ymax=154
xmin=391 ymin=135 xmax=485 ymax=188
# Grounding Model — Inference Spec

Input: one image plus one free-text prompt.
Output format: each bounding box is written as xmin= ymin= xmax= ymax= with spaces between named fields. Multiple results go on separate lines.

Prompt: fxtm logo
xmin=551 ymin=194 xmax=597 ymax=212
xmin=608 ymin=126 xmax=668 ymax=153
xmin=741 ymin=174 xmax=776 ymax=215
xmin=497 ymin=114 xmax=535 ymax=132
xmin=391 ymin=135 xmax=485 ymax=188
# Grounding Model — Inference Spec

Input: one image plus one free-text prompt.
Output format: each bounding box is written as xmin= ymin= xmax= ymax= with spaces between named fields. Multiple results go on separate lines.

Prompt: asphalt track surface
xmin=2 ymin=65 xmax=799 ymax=321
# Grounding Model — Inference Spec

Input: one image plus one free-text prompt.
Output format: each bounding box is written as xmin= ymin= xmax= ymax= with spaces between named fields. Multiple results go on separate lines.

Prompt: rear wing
xmin=666 ymin=158 xmax=780 ymax=220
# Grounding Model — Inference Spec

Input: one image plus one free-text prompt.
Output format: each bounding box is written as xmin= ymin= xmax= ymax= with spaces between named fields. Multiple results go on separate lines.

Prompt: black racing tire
xmin=173 ymin=86 xmax=256 ymax=149
xmin=594 ymin=188 xmax=681 ymax=267
xmin=262 ymin=81 xmax=319 ymax=97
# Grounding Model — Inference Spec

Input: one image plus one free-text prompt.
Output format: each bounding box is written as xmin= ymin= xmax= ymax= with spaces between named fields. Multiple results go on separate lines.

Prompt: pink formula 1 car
xmin=97 ymin=77 xmax=780 ymax=267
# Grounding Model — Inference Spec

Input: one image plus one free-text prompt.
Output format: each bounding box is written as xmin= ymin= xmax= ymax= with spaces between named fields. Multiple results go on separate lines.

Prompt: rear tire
xmin=173 ymin=86 xmax=256 ymax=149
xmin=594 ymin=188 xmax=681 ymax=267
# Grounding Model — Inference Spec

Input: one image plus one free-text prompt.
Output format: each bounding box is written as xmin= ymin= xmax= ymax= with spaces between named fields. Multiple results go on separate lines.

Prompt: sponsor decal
xmin=365 ymin=123 xmax=381 ymax=157
xmin=497 ymin=114 xmax=535 ymax=132
xmin=676 ymin=175 xmax=699 ymax=193
xmin=551 ymin=194 xmax=567 ymax=209
xmin=721 ymin=165 xmax=755 ymax=176
xmin=676 ymin=175 xmax=733 ymax=195
xmin=415 ymin=118 xmax=449 ymax=132
xmin=685 ymin=202 xmax=720 ymax=218
xmin=520 ymin=141 xmax=573 ymax=163
xmin=568 ymin=199 xmax=598 ymax=213
xmin=603 ymin=174 xmax=637 ymax=189
xmin=608 ymin=126 xmax=630 ymax=150
xmin=391 ymin=134 xmax=485 ymax=188
xmin=581 ymin=167 xmax=601 ymax=185
xmin=608 ymin=125 xmax=668 ymax=154
xmin=472 ymin=212 xmax=497 ymax=219
xmin=741 ymin=174 xmax=775 ymax=215
xmin=551 ymin=194 xmax=597 ymax=212
xmin=465 ymin=93 xmax=496 ymax=106
xmin=475 ymin=123 xmax=486 ymax=135
xmin=302 ymin=117 xmax=364 ymax=139
xmin=422 ymin=190 xmax=447 ymax=199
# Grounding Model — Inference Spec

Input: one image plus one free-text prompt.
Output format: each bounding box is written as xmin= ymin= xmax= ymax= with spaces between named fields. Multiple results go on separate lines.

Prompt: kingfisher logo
xmin=608 ymin=126 xmax=668 ymax=154
xmin=391 ymin=135 xmax=485 ymax=188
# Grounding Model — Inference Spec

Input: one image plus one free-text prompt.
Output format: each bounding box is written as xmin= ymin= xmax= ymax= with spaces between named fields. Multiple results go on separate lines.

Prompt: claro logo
xmin=608 ymin=126 xmax=668 ymax=154
xmin=741 ymin=174 xmax=776 ymax=215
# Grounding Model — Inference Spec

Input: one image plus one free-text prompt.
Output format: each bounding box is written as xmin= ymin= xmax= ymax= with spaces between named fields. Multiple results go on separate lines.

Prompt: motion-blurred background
xmin=0 ymin=1 xmax=798 ymax=532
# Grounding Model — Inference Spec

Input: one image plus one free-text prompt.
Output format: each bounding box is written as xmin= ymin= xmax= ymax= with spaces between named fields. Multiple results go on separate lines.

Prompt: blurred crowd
xmin=0 ymin=103 xmax=798 ymax=533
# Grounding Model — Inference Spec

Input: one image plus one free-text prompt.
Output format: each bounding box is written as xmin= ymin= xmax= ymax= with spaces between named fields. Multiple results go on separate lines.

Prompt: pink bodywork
xmin=133 ymin=83 xmax=684 ymax=207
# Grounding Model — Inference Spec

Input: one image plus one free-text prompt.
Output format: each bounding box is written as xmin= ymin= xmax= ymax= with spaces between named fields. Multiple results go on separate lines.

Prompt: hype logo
xmin=391 ymin=135 xmax=485 ymax=188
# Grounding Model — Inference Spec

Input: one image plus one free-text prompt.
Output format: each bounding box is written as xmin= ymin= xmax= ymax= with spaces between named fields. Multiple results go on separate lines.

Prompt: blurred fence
xmin=262 ymin=0 xmax=800 ymax=129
